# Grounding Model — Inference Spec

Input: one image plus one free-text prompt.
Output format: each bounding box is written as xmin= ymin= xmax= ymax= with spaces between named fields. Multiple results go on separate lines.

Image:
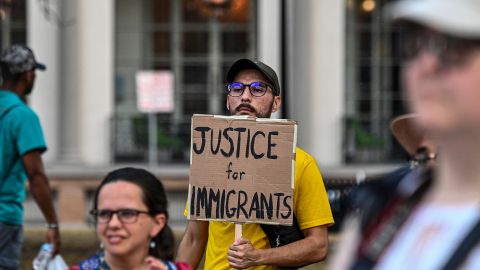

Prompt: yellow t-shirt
xmin=186 ymin=147 xmax=334 ymax=270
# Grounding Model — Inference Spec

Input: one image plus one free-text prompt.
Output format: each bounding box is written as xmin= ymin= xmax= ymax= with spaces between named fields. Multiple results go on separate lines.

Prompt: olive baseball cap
xmin=0 ymin=44 xmax=46 ymax=74
xmin=226 ymin=59 xmax=281 ymax=96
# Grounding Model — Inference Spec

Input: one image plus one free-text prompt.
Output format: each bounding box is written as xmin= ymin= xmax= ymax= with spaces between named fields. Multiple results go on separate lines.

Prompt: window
xmin=113 ymin=0 xmax=257 ymax=163
xmin=344 ymin=0 xmax=407 ymax=164
xmin=0 ymin=0 xmax=27 ymax=50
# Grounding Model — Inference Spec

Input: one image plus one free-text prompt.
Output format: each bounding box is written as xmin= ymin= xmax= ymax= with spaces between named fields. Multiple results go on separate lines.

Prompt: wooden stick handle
xmin=235 ymin=223 xmax=242 ymax=240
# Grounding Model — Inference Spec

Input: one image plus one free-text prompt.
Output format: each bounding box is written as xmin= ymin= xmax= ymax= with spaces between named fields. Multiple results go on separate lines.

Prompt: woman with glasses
xmin=70 ymin=167 xmax=191 ymax=270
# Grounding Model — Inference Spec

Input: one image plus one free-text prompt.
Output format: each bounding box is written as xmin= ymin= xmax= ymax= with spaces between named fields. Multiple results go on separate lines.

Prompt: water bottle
xmin=32 ymin=243 xmax=52 ymax=270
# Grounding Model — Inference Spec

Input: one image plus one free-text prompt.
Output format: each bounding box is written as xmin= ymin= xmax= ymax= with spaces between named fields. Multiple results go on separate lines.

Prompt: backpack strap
xmin=0 ymin=104 xmax=20 ymax=119
xmin=441 ymin=214 xmax=480 ymax=270
xmin=0 ymin=104 xmax=21 ymax=192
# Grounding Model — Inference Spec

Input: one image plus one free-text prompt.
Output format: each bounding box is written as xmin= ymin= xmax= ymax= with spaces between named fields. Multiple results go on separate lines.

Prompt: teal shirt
xmin=0 ymin=90 xmax=47 ymax=225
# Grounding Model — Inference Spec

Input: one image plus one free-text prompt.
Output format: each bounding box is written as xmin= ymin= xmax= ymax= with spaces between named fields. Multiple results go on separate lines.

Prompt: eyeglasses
xmin=90 ymin=208 xmax=151 ymax=224
xmin=401 ymin=29 xmax=480 ymax=67
xmin=226 ymin=81 xmax=275 ymax=97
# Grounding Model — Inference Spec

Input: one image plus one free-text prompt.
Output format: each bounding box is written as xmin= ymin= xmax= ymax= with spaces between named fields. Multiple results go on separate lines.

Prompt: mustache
xmin=235 ymin=103 xmax=256 ymax=113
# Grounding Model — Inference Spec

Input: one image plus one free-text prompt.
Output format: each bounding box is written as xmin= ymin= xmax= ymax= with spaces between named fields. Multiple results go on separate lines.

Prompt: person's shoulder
xmin=0 ymin=90 xmax=20 ymax=101
xmin=296 ymin=147 xmax=311 ymax=158
xmin=295 ymin=147 xmax=317 ymax=164
xmin=0 ymin=91 xmax=24 ymax=113
xmin=0 ymin=97 xmax=36 ymax=115
xmin=9 ymin=106 xmax=40 ymax=126
xmin=11 ymin=103 xmax=35 ymax=115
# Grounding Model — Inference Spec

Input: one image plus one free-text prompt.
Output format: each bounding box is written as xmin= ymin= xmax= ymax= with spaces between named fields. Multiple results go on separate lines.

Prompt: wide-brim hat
xmin=390 ymin=114 xmax=423 ymax=156
xmin=226 ymin=59 xmax=281 ymax=96
xmin=387 ymin=0 xmax=480 ymax=39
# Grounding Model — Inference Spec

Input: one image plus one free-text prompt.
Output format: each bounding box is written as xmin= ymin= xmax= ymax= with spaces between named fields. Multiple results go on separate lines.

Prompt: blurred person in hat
xmin=0 ymin=44 xmax=60 ymax=268
xmin=335 ymin=113 xmax=439 ymax=270
xmin=176 ymin=59 xmax=334 ymax=269
xmin=331 ymin=0 xmax=480 ymax=269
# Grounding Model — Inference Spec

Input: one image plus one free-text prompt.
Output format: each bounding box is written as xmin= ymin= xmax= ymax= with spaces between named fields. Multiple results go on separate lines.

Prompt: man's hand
xmin=229 ymin=226 xmax=328 ymax=268
xmin=228 ymin=238 xmax=260 ymax=269
xmin=46 ymin=227 xmax=61 ymax=255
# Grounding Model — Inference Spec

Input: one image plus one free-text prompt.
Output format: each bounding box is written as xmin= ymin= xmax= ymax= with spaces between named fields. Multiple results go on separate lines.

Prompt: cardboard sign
xmin=188 ymin=114 xmax=297 ymax=225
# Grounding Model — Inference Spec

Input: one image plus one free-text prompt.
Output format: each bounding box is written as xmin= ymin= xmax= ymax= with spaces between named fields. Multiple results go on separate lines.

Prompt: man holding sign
xmin=176 ymin=59 xmax=334 ymax=269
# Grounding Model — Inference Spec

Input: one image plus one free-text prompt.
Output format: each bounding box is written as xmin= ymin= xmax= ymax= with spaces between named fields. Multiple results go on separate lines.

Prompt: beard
xmin=230 ymin=101 xmax=274 ymax=118
xmin=24 ymin=81 xmax=34 ymax=96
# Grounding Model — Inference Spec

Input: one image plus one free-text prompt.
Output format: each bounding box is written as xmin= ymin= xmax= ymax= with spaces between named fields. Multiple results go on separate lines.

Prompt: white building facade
xmin=2 ymin=0 xmax=405 ymax=225
xmin=21 ymin=0 xmax=351 ymax=168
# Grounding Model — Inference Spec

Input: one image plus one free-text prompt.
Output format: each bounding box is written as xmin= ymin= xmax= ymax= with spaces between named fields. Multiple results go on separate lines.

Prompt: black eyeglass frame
xmin=225 ymin=81 xmax=276 ymax=97
xmin=90 ymin=208 xmax=152 ymax=224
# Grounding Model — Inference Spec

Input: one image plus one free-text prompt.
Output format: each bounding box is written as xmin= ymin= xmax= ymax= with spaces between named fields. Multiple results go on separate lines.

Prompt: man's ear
xmin=271 ymin=96 xmax=282 ymax=113
xmin=226 ymin=97 xmax=230 ymax=110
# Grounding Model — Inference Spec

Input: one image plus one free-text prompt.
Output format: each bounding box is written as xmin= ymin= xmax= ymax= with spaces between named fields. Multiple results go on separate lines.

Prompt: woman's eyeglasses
xmin=226 ymin=81 xmax=275 ymax=97
xmin=90 ymin=208 xmax=151 ymax=224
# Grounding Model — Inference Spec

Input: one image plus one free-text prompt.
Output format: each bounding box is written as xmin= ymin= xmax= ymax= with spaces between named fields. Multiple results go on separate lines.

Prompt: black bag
xmin=260 ymin=215 xmax=304 ymax=248
xmin=260 ymin=215 xmax=304 ymax=269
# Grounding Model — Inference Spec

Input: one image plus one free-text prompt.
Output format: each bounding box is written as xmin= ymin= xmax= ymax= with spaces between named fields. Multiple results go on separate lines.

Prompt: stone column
xmin=290 ymin=0 xmax=346 ymax=166
xmin=57 ymin=0 xmax=82 ymax=163
xmin=258 ymin=0 xmax=281 ymax=118
xmin=77 ymin=0 xmax=115 ymax=165
xmin=27 ymin=0 xmax=61 ymax=163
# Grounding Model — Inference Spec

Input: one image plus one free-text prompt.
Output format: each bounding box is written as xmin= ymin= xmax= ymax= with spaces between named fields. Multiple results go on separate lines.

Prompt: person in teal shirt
xmin=0 ymin=45 xmax=60 ymax=269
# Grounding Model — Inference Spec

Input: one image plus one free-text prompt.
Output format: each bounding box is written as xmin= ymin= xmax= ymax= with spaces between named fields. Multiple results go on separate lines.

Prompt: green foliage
xmin=347 ymin=117 xmax=384 ymax=148
xmin=132 ymin=116 xmax=184 ymax=150
xmin=157 ymin=128 xmax=183 ymax=150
